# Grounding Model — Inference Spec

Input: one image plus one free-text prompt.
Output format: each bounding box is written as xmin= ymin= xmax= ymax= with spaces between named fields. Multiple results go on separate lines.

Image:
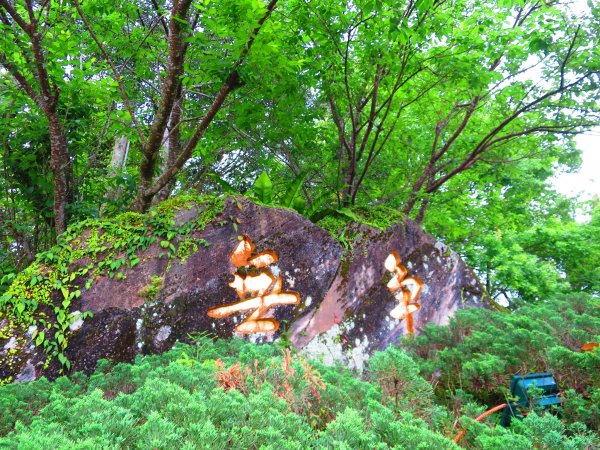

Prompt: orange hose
xmin=453 ymin=403 xmax=508 ymax=444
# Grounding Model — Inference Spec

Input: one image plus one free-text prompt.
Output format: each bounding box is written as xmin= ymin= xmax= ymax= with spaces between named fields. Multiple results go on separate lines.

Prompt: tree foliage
xmin=0 ymin=1 xmax=598 ymax=301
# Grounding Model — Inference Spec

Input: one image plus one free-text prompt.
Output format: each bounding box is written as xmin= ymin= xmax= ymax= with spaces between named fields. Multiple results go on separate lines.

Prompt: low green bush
xmin=403 ymin=293 xmax=600 ymax=432
xmin=0 ymin=294 xmax=598 ymax=449
xmin=0 ymin=338 xmax=460 ymax=449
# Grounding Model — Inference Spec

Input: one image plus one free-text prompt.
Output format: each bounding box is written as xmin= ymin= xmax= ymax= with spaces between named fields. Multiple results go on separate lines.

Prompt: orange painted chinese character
xmin=384 ymin=251 xmax=422 ymax=334
xmin=208 ymin=235 xmax=300 ymax=334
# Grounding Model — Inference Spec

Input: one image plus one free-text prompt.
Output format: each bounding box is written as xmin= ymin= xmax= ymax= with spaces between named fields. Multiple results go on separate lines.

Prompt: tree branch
xmin=139 ymin=0 xmax=279 ymax=206
xmin=425 ymin=124 xmax=585 ymax=194
xmin=72 ymin=0 xmax=145 ymax=143
xmin=149 ymin=0 xmax=169 ymax=36
xmin=0 ymin=0 xmax=31 ymax=33
xmin=0 ymin=53 xmax=45 ymax=109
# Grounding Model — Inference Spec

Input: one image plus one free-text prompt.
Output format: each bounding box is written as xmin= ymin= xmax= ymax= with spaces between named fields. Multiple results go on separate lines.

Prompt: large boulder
xmin=0 ymin=196 xmax=483 ymax=382
xmin=291 ymin=221 xmax=483 ymax=370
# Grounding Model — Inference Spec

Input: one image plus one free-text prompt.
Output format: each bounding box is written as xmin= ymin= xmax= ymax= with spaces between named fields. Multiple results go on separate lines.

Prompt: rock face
xmin=290 ymin=221 xmax=483 ymax=370
xmin=0 ymin=197 xmax=484 ymax=382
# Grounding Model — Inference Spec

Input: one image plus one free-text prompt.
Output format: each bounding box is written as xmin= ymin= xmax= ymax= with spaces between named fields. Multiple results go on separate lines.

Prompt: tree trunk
xmin=415 ymin=196 xmax=429 ymax=224
xmin=156 ymin=85 xmax=183 ymax=204
xmin=133 ymin=0 xmax=279 ymax=212
xmin=109 ymin=136 xmax=130 ymax=172
xmin=100 ymin=136 xmax=130 ymax=215
xmin=47 ymin=113 xmax=72 ymax=235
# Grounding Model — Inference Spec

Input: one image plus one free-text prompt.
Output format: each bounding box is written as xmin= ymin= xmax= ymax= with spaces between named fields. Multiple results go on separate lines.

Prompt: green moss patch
xmin=138 ymin=276 xmax=165 ymax=302
xmin=0 ymin=195 xmax=226 ymax=373
xmin=315 ymin=205 xmax=404 ymax=257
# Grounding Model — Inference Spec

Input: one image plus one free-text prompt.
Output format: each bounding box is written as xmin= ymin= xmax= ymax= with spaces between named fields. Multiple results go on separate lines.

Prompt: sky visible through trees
xmin=553 ymin=128 xmax=599 ymax=203
xmin=551 ymin=0 xmax=598 ymax=204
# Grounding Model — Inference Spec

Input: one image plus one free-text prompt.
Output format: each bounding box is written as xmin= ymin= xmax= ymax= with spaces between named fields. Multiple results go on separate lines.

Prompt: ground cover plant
xmin=0 ymin=295 xmax=598 ymax=450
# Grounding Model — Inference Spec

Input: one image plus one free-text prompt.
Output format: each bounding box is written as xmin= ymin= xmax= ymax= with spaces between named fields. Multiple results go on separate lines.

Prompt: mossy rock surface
xmin=0 ymin=195 xmax=483 ymax=382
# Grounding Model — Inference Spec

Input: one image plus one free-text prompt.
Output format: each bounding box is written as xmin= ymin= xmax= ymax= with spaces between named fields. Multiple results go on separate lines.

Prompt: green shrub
xmin=469 ymin=413 xmax=598 ymax=450
xmin=403 ymin=294 xmax=600 ymax=431
xmin=0 ymin=307 xmax=598 ymax=449
xmin=0 ymin=339 xmax=461 ymax=449
xmin=369 ymin=346 xmax=434 ymax=416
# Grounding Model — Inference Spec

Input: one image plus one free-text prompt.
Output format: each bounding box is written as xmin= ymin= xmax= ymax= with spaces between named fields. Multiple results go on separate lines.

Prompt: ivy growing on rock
xmin=0 ymin=195 xmax=225 ymax=375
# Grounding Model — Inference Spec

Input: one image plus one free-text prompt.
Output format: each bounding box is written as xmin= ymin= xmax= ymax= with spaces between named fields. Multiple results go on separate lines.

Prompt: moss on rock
xmin=0 ymin=194 xmax=226 ymax=371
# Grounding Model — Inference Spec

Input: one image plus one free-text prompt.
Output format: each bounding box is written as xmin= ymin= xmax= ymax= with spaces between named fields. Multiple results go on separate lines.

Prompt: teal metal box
xmin=501 ymin=372 xmax=561 ymax=426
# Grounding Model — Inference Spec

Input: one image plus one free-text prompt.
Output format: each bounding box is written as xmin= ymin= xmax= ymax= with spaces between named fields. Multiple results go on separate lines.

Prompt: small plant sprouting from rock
xmin=139 ymin=276 xmax=164 ymax=302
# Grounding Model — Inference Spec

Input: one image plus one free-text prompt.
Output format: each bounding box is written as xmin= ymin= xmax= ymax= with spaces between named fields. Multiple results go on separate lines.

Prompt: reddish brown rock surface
xmin=0 ymin=197 xmax=484 ymax=381
xmin=290 ymin=221 xmax=483 ymax=370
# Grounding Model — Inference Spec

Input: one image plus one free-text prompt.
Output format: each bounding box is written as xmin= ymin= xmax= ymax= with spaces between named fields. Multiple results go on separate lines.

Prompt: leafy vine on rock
xmin=0 ymin=194 xmax=225 ymax=374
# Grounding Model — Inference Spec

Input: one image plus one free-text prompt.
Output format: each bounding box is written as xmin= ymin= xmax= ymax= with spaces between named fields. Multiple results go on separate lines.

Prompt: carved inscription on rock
xmin=384 ymin=251 xmax=423 ymax=334
xmin=208 ymin=235 xmax=300 ymax=334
